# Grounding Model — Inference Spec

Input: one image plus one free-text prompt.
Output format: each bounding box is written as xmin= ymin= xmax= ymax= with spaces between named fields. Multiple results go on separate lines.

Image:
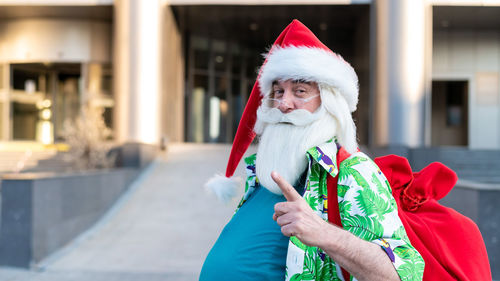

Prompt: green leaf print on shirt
xmin=290 ymin=271 xmax=314 ymax=281
xmin=342 ymin=214 xmax=384 ymax=241
xmin=304 ymin=192 xmax=319 ymax=210
xmin=317 ymin=172 xmax=328 ymax=196
xmin=339 ymin=200 xmax=352 ymax=214
xmin=338 ymin=184 xmax=349 ymax=198
xmin=398 ymin=262 xmax=425 ymax=281
xmin=290 ymin=236 xmax=308 ymax=251
xmin=394 ymin=246 xmax=425 ymax=281
xmin=316 ymin=256 xmax=337 ymax=281
xmin=338 ymin=157 xmax=369 ymax=188
xmin=308 ymin=164 xmax=321 ymax=183
xmin=371 ymin=173 xmax=398 ymax=211
xmin=354 ymin=186 xmax=393 ymax=220
xmin=291 ymin=251 xmax=316 ymax=281
xmin=392 ymin=225 xmax=411 ymax=244
xmin=394 ymin=244 xmax=420 ymax=260
xmin=371 ymin=173 xmax=392 ymax=199
xmin=307 ymin=147 xmax=321 ymax=163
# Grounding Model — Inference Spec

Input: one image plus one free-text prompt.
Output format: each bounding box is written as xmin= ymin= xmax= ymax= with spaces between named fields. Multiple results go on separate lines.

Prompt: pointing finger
xmin=271 ymin=171 xmax=302 ymax=202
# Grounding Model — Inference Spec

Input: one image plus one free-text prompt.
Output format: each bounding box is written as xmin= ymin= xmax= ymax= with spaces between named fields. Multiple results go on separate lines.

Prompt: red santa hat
xmin=206 ymin=19 xmax=359 ymax=202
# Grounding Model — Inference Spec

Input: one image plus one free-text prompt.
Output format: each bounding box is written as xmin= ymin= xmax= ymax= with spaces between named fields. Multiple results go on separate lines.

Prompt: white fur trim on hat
xmin=204 ymin=174 xmax=242 ymax=203
xmin=258 ymin=46 xmax=359 ymax=112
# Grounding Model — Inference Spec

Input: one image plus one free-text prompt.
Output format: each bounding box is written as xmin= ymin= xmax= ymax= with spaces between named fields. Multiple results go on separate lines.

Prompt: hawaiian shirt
xmin=235 ymin=140 xmax=424 ymax=281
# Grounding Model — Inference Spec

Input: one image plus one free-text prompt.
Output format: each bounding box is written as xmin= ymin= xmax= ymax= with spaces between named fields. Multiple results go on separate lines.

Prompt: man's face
xmin=256 ymin=80 xmax=337 ymax=195
xmin=270 ymin=80 xmax=321 ymax=113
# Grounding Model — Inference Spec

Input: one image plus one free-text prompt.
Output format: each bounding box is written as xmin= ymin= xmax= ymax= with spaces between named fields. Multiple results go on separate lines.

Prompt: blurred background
xmin=0 ymin=0 xmax=499 ymax=280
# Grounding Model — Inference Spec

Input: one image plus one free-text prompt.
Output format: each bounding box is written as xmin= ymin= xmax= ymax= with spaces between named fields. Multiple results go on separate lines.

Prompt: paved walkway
xmin=0 ymin=143 xmax=254 ymax=281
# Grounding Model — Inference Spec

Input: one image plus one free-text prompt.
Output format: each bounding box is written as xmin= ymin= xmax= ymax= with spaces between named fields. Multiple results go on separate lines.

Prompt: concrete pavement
xmin=0 ymin=143 xmax=254 ymax=281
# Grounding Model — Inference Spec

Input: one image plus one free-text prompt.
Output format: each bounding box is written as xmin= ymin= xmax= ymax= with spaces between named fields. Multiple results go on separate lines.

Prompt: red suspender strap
xmin=327 ymin=147 xmax=351 ymax=281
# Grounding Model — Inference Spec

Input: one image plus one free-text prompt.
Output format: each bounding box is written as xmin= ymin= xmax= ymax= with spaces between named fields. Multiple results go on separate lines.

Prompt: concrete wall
xmin=433 ymin=29 xmax=500 ymax=149
xmin=0 ymin=18 xmax=111 ymax=63
xmin=410 ymin=147 xmax=500 ymax=183
xmin=0 ymin=168 xmax=139 ymax=268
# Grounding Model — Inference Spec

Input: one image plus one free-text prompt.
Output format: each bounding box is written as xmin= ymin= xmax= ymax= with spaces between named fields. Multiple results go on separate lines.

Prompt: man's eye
xmin=274 ymin=90 xmax=284 ymax=96
xmin=296 ymin=89 xmax=307 ymax=96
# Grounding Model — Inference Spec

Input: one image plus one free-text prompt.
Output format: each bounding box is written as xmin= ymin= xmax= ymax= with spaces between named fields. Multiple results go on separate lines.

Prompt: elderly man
xmin=200 ymin=20 xmax=424 ymax=281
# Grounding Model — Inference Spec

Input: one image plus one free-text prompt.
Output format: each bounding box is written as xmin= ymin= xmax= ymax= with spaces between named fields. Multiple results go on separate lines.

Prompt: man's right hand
xmin=271 ymin=171 xmax=330 ymax=247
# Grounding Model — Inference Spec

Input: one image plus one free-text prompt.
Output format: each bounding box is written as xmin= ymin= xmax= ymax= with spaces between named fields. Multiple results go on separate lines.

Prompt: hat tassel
xmin=205 ymin=174 xmax=241 ymax=203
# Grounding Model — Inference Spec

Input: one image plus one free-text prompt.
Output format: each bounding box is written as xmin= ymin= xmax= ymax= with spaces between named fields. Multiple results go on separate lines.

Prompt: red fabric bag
xmin=328 ymin=151 xmax=492 ymax=281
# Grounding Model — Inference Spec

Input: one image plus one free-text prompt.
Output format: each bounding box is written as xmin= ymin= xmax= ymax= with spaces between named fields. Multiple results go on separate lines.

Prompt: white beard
xmin=255 ymin=106 xmax=338 ymax=195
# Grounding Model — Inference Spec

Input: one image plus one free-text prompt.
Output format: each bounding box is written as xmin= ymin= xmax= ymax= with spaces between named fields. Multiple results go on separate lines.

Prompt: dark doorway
xmin=431 ymin=81 xmax=468 ymax=146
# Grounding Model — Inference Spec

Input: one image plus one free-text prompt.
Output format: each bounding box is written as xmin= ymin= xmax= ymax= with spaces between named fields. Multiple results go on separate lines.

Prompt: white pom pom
xmin=204 ymin=174 xmax=242 ymax=203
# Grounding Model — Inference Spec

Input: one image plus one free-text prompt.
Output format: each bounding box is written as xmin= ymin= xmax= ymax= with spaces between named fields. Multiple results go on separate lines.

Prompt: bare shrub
xmin=61 ymin=107 xmax=115 ymax=171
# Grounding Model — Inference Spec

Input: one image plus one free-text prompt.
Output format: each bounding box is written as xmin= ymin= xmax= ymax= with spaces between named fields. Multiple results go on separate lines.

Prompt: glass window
xmin=213 ymin=40 xmax=227 ymax=73
xmin=191 ymin=35 xmax=209 ymax=50
xmin=12 ymin=68 xmax=39 ymax=92
xmin=190 ymin=75 xmax=208 ymax=143
xmin=215 ymin=76 xmax=228 ymax=142
xmin=192 ymin=36 xmax=209 ymax=70
xmin=231 ymin=52 xmax=242 ymax=75
xmin=209 ymin=96 xmax=221 ymax=141
xmin=12 ymin=102 xmax=37 ymax=140
xmin=215 ymin=76 xmax=227 ymax=99
xmin=214 ymin=53 xmax=226 ymax=73
xmin=246 ymin=54 xmax=260 ymax=80
xmin=55 ymin=74 xmax=81 ymax=140
xmin=231 ymin=78 xmax=243 ymax=140
xmin=194 ymin=48 xmax=209 ymax=70
xmin=194 ymin=74 xmax=208 ymax=90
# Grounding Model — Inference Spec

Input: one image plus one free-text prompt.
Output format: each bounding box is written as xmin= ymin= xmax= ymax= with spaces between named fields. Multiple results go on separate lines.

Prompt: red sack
xmin=328 ymin=151 xmax=492 ymax=280
xmin=374 ymin=155 xmax=491 ymax=281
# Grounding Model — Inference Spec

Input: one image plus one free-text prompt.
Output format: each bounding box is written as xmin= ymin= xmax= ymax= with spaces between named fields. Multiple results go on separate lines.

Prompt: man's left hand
xmin=271 ymin=171 xmax=331 ymax=247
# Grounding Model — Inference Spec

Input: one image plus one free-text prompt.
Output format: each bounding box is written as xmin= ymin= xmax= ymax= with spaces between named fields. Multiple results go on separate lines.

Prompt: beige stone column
xmin=113 ymin=0 xmax=161 ymax=145
xmin=369 ymin=0 xmax=432 ymax=148
xmin=0 ymin=64 xmax=9 ymax=140
xmin=160 ymin=4 xmax=185 ymax=143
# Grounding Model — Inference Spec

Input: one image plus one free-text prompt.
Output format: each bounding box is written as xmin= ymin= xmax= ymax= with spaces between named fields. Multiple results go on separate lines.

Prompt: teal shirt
xmin=200 ymin=173 xmax=307 ymax=281
xmin=199 ymin=186 xmax=288 ymax=281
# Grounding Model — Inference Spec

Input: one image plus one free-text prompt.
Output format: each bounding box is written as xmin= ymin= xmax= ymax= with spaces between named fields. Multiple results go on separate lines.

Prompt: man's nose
xmin=278 ymin=90 xmax=295 ymax=113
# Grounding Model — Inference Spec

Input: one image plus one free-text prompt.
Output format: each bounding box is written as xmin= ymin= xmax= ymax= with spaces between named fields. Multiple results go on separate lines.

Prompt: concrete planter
xmin=0 ymin=168 xmax=140 ymax=268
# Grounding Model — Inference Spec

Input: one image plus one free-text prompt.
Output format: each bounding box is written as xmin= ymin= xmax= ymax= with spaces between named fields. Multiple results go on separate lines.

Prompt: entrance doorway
xmin=186 ymin=36 xmax=259 ymax=143
xmin=173 ymin=4 xmax=370 ymax=144
xmin=431 ymin=80 xmax=469 ymax=146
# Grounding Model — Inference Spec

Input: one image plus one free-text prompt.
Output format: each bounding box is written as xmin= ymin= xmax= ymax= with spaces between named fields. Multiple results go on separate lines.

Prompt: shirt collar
xmin=306 ymin=140 xmax=339 ymax=178
xmin=243 ymin=153 xmax=257 ymax=177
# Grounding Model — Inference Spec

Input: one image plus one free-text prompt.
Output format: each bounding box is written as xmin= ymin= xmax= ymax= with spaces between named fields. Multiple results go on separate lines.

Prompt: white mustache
xmin=256 ymin=106 xmax=326 ymax=126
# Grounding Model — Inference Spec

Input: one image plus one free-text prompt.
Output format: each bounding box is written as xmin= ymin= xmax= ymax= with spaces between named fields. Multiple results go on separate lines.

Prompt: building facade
xmin=0 ymin=0 xmax=499 ymax=150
